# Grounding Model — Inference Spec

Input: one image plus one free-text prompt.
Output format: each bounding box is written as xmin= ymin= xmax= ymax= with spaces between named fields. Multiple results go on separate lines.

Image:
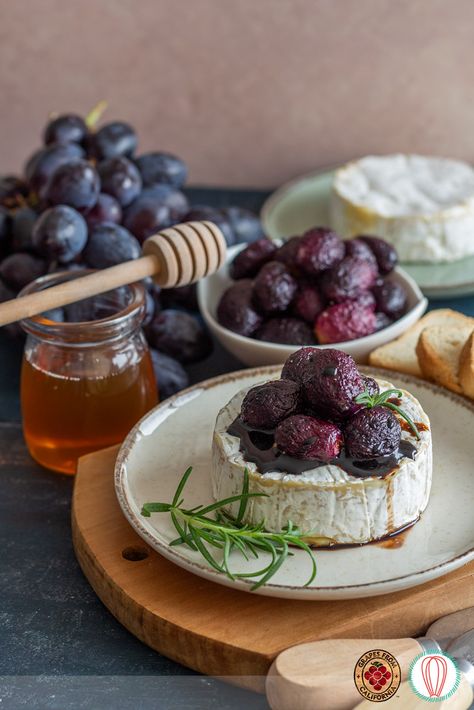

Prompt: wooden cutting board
xmin=72 ymin=445 xmax=474 ymax=693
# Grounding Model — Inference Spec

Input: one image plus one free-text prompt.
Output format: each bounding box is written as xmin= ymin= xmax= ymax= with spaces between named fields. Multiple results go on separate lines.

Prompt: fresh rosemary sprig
xmin=355 ymin=387 xmax=420 ymax=439
xmin=141 ymin=467 xmax=317 ymax=590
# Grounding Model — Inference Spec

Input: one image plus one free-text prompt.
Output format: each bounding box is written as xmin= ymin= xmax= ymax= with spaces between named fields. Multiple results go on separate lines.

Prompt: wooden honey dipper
xmin=0 ymin=220 xmax=226 ymax=327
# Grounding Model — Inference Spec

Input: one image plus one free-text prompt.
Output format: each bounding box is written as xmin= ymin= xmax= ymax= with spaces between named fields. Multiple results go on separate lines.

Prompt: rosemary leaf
xmin=141 ymin=467 xmax=318 ymax=590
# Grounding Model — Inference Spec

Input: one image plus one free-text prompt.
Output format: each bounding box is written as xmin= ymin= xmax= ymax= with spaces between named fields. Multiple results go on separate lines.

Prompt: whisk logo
xmin=409 ymin=651 xmax=460 ymax=702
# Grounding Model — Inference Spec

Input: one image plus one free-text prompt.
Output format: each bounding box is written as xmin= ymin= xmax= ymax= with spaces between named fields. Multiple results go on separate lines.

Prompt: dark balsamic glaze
xmin=227 ymin=416 xmax=417 ymax=479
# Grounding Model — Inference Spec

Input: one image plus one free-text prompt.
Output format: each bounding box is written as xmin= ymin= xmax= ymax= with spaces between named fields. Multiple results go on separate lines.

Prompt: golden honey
xmin=20 ymin=272 xmax=158 ymax=474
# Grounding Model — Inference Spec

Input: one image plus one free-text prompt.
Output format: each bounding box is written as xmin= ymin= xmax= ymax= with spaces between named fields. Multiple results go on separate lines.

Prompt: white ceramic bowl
xmin=197 ymin=243 xmax=428 ymax=366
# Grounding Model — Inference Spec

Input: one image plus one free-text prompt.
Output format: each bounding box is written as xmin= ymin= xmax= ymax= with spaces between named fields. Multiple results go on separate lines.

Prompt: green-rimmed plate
xmin=260 ymin=168 xmax=474 ymax=299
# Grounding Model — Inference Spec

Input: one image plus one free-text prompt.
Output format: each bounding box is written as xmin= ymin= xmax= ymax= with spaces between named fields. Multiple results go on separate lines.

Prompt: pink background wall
xmin=1 ymin=0 xmax=473 ymax=187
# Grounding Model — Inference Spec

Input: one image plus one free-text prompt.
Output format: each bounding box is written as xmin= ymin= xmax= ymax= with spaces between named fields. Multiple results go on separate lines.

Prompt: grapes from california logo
xmin=354 ymin=649 xmax=401 ymax=702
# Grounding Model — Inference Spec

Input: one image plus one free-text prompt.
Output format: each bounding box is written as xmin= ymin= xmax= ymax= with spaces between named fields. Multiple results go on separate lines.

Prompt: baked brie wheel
xmin=331 ymin=154 xmax=474 ymax=264
xmin=212 ymin=378 xmax=432 ymax=546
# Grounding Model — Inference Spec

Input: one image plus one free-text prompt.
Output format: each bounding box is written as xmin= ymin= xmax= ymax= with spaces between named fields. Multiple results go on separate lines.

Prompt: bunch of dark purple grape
xmin=217 ymin=228 xmax=408 ymax=345
xmin=0 ymin=107 xmax=264 ymax=398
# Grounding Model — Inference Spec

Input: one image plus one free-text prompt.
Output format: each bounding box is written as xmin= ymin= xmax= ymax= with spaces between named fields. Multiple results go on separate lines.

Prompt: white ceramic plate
xmin=197 ymin=243 xmax=427 ymax=367
xmin=260 ymin=168 xmax=474 ymax=299
xmin=115 ymin=366 xmax=474 ymax=600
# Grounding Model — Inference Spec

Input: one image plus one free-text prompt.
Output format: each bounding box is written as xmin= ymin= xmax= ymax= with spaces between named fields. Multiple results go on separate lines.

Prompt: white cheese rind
xmin=331 ymin=155 xmax=474 ymax=263
xmin=212 ymin=378 xmax=432 ymax=545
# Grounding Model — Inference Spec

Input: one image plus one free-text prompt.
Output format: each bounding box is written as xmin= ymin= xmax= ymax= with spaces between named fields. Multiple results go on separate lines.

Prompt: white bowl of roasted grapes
xmin=198 ymin=228 xmax=427 ymax=365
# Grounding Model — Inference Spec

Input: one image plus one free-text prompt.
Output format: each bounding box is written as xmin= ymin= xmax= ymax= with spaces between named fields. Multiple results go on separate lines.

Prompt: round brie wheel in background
xmin=212 ymin=377 xmax=432 ymax=547
xmin=331 ymin=154 xmax=474 ymax=264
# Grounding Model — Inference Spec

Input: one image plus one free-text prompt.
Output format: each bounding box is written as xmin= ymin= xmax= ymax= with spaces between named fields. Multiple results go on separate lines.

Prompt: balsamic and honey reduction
xmin=227 ymin=416 xmax=417 ymax=478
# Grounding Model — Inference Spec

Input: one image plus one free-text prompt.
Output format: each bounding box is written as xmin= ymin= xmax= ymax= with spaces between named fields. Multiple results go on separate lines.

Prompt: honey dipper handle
xmin=0 ymin=254 xmax=160 ymax=327
xmin=0 ymin=221 xmax=226 ymax=327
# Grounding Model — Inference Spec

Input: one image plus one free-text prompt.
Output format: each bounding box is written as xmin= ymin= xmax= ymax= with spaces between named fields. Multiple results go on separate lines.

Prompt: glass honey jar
xmin=20 ymin=270 xmax=158 ymax=474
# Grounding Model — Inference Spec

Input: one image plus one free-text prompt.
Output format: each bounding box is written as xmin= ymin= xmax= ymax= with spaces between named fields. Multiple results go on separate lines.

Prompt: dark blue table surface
xmin=1 ymin=187 xmax=473 ymax=710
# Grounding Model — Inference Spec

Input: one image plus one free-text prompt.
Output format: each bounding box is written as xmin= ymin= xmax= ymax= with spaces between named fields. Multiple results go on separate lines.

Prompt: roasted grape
xmin=253 ymin=261 xmax=298 ymax=314
xmin=303 ymin=349 xmax=365 ymax=419
xmin=229 ymin=239 xmax=277 ymax=279
xmin=256 ymin=317 xmax=315 ymax=345
xmin=293 ymin=286 xmax=324 ymax=323
xmin=44 ymin=159 xmax=100 ymax=211
xmin=274 ymin=237 xmax=302 ymax=272
xmin=374 ymin=312 xmax=393 ymax=331
xmin=372 ymin=281 xmax=408 ymax=319
xmin=90 ymin=121 xmax=137 ymax=160
xmin=32 ymin=205 xmax=88 ymax=263
xmin=296 ymin=228 xmax=344 ymax=276
xmin=281 ymin=347 xmax=319 ymax=384
xmin=344 ymin=238 xmax=378 ymax=267
xmin=359 ymin=235 xmax=398 ymax=274
xmin=44 ymin=114 xmax=88 ymax=146
xmin=136 ymin=152 xmax=187 ymax=189
xmin=345 ymin=407 xmax=401 ymax=458
xmin=241 ymin=379 xmax=302 ymax=429
xmin=98 ymin=156 xmax=142 ymax=207
xmin=320 ymin=256 xmax=377 ymax=302
xmin=124 ymin=185 xmax=189 ymax=243
xmin=217 ymin=280 xmax=263 ymax=336
xmin=316 ymin=301 xmax=376 ymax=344
xmin=275 ymin=415 xmax=343 ymax=460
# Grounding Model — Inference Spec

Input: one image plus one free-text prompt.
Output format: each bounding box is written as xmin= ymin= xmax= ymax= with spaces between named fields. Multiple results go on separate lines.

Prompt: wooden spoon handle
xmin=266 ymin=638 xmax=422 ymax=710
xmin=0 ymin=220 xmax=226 ymax=327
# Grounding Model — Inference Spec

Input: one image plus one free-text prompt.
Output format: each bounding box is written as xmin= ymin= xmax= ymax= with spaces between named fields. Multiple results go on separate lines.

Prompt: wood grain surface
xmin=72 ymin=444 xmax=474 ymax=694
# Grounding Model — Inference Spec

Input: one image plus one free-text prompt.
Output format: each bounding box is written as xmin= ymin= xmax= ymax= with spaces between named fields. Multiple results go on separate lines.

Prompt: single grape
xmin=135 ymin=152 xmax=187 ymax=189
xmin=146 ymin=309 xmax=212 ymax=363
xmin=32 ymin=205 xmax=88 ymax=263
xmin=0 ymin=253 xmax=46 ymax=292
xmin=44 ymin=159 xmax=100 ymax=211
xmin=11 ymin=206 xmax=38 ymax=253
xmin=221 ymin=206 xmax=264 ymax=244
xmin=90 ymin=121 xmax=137 ymax=160
xmin=123 ymin=185 xmax=189 ymax=243
xmin=83 ymin=222 xmax=141 ymax=268
xmin=98 ymin=156 xmax=142 ymax=207
xmin=149 ymin=348 xmax=189 ymax=399
xmin=184 ymin=205 xmax=236 ymax=246
xmin=44 ymin=114 xmax=88 ymax=146
xmin=85 ymin=193 xmax=122 ymax=229
xmin=25 ymin=143 xmax=84 ymax=196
